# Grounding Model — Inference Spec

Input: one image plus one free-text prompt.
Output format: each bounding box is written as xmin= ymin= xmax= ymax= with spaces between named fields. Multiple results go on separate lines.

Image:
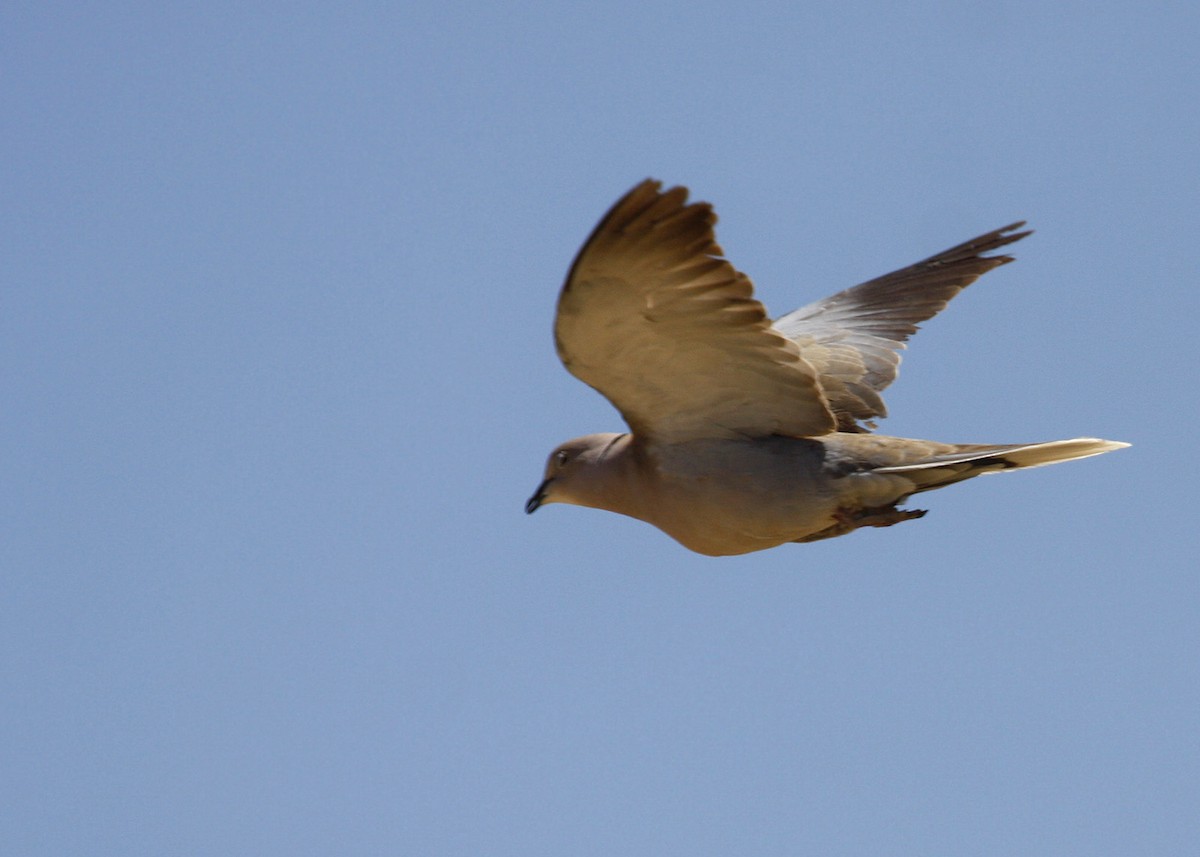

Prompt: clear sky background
xmin=3 ymin=2 xmax=1197 ymax=855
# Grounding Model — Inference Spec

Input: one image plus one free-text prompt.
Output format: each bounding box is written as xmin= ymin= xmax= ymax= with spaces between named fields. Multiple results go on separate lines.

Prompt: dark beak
xmin=525 ymin=479 xmax=550 ymax=514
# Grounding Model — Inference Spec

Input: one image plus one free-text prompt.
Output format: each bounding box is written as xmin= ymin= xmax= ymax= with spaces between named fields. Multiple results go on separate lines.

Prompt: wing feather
xmin=774 ymin=222 xmax=1031 ymax=430
xmin=555 ymin=180 xmax=835 ymax=441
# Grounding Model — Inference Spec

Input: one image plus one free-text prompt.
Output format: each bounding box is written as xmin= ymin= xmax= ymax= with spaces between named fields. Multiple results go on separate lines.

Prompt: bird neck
xmin=576 ymin=434 xmax=646 ymax=518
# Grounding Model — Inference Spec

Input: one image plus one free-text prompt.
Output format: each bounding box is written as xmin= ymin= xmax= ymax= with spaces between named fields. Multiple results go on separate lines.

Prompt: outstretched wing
xmin=554 ymin=180 xmax=836 ymax=442
xmin=773 ymin=222 xmax=1031 ymax=431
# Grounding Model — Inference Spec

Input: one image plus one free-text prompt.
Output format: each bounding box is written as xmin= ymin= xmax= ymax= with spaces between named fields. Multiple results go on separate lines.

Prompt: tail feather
xmin=877 ymin=437 xmax=1130 ymax=472
xmin=874 ymin=437 xmax=1130 ymax=492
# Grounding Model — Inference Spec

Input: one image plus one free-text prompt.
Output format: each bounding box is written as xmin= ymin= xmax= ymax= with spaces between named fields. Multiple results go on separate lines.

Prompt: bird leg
xmin=843 ymin=505 xmax=927 ymax=529
xmin=792 ymin=504 xmax=927 ymax=543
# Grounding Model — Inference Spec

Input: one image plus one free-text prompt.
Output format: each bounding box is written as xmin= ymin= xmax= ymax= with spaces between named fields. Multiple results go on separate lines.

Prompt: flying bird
xmin=526 ymin=180 xmax=1128 ymax=556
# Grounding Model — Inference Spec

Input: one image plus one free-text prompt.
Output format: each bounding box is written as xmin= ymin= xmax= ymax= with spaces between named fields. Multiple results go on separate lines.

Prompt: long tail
xmin=873 ymin=437 xmax=1130 ymax=492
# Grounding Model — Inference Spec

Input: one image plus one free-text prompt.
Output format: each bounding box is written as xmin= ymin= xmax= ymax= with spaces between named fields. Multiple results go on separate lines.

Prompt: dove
xmin=526 ymin=180 xmax=1128 ymax=556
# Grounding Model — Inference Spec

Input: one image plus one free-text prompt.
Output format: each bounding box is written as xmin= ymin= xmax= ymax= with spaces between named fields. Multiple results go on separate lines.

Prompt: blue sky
xmin=3 ymin=2 xmax=1197 ymax=854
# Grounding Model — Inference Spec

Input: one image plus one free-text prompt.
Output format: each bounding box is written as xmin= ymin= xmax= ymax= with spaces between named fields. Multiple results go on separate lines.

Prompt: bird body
xmin=526 ymin=180 xmax=1128 ymax=556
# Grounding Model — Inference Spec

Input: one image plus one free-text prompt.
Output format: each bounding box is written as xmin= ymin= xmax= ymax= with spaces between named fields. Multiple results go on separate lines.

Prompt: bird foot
xmin=793 ymin=504 xmax=927 ymax=543
xmin=839 ymin=505 xmax=927 ymax=530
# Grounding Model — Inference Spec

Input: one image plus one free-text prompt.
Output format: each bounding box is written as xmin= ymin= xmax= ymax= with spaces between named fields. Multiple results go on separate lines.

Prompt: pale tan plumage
xmin=526 ymin=180 xmax=1128 ymax=556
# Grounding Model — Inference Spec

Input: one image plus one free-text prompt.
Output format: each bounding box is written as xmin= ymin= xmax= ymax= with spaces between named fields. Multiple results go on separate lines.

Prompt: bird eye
xmin=554 ymin=450 xmax=570 ymax=466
